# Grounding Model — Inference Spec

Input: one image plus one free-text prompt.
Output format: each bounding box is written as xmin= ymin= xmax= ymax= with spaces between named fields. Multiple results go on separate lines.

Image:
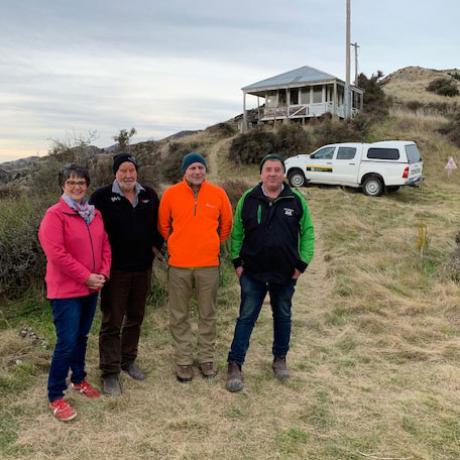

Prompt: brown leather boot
xmin=272 ymin=356 xmax=289 ymax=381
xmin=226 ymin=361 xmax=244 ymax=392
xmin=175 ymin=365 xmax=193 ymax=383
xmin=199 ymin=362 xmax=217 ymax=378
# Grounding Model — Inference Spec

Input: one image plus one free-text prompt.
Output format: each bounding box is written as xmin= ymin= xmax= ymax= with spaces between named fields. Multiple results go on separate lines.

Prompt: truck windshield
xmin=405 ymin=144 xmax=421 ymax=164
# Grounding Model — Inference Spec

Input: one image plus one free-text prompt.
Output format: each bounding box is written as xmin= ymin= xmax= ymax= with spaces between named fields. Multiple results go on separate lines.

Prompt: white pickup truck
xmin=284 ymin=140 xmax=423 ymax=196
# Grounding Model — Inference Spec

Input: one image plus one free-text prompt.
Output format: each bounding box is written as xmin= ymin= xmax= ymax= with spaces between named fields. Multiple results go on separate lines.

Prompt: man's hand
xmin=86 ymin=273 xmax=106 ymax=290
xmin=292 ymin=268 xmax=302 ymax=280
xmin=235 ymin=266 xmax=244 ymax=279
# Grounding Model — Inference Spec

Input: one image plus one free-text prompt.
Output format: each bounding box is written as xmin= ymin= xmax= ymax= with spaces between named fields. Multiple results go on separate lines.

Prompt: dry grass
xmin=383 ymin=66 xmax=460 ymax=106
xmin=1 ymin=111 xmax=460 ymax=459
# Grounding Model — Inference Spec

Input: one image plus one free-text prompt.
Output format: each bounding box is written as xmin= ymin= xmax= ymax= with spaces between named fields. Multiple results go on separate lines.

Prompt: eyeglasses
xmin=65 ymin=180 xmax=87 ymax=187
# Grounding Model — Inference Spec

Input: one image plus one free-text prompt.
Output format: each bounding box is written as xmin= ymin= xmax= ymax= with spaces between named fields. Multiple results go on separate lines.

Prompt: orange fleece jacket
xmin=158 ymin=180 xmax=233 ymax=268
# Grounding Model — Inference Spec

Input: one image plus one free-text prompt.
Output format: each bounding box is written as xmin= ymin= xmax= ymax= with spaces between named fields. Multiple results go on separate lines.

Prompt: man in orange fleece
xmin=158 ymin=152 xmax=233 ymax=382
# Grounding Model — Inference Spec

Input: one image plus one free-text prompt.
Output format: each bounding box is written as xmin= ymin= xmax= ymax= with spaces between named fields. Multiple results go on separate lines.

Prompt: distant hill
xmin=382 ymin=66 xmax=460 ymax=109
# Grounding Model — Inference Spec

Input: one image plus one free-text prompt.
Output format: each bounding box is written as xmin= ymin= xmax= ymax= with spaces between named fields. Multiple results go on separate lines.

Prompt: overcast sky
xmin=1 ymin=0 xmax=459 ymax=162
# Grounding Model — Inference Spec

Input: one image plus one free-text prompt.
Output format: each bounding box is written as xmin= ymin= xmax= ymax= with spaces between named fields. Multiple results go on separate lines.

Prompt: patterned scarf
xmin=62 ymin=194 xmax=96 ymax=224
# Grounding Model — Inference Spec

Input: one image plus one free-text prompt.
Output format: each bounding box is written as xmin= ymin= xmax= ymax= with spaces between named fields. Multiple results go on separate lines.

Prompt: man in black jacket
xmin=225 ymin=154 xmax=314 ymax=392
xmin=90 ymin=153 xmax=163 ymax=395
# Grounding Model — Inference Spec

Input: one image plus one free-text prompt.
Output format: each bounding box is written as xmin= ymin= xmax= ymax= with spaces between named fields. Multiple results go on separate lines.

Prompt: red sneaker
xmin=71 ymin=380 xmax=101 ymax=398
xmin=49 ymin=398 xmax=77 ymax=422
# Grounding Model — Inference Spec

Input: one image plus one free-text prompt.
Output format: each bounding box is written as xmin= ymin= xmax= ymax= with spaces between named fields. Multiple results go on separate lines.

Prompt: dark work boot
xmin=122 ymin=362 xmax=146 ymax=381
xmin=175 ymin=365 xmax=193 ymax=383
xmin=102 ymin=375 xmax=122 ymax=396
xmin=226 ymin=361 xmax=244 ymax=392
xmin=272 ymin=356 xmax=289 ymax=381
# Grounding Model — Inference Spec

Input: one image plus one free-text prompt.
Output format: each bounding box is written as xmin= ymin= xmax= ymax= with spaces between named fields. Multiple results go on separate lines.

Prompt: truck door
xmin=332 ymin=145 xmax=360 ymax=185
xmin=305 ymin=146 xmax=337 ymax=184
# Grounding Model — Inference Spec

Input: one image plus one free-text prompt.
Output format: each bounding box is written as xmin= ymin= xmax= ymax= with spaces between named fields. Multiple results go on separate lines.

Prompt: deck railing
xmin=261 ymin=103 xmax=359 ymax=120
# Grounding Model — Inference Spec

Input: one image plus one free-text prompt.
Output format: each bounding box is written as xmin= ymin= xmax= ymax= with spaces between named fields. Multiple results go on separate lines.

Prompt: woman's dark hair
xmin=58 ymin=163 xmax=90 ymax=190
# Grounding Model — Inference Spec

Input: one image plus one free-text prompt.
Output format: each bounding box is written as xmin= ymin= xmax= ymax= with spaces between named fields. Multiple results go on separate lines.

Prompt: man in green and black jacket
xmin=226 ymin=154 xmax=314 ymax=392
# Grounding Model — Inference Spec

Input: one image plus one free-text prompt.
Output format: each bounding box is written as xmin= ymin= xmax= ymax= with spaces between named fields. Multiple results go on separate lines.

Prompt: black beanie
xmin=113 ymin=153 xmax=138 ymax=174
xmin=259 ymin=154 xmax=285 ymax=173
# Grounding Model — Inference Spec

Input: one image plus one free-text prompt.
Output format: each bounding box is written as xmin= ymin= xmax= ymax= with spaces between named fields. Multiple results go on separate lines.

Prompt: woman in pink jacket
xmin=38 ymin=164 xmax=111 ymax=422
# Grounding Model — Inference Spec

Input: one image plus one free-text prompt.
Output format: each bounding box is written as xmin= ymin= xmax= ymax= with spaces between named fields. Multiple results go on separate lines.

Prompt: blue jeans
xmin=48 ymin=293 xmax=98 ymax=402
xmin=227 ymin=273 xmax=296 ymax=366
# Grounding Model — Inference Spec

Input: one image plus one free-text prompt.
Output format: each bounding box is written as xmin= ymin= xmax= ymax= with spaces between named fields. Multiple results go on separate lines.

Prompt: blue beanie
xmin=181 ymin=152 xmax=207 ymax=174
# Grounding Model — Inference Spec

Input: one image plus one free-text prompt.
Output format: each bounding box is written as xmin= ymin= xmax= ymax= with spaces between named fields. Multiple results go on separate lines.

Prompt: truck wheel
xmin=363 ymin=176 xmax=383 ymax=197
xmin=386 ymin=186 xmax=400 ymax=193
xmin=288 ymin=170 xmax=306 ymax=187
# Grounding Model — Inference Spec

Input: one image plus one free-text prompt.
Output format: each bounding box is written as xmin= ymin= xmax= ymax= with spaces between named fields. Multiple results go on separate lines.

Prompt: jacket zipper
xmin=85 ymin=221 xmax=96 ymax=272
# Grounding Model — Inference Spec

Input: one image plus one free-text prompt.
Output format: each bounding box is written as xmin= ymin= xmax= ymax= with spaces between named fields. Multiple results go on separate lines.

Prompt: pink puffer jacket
xmin=38 ymin=198 xmax=111 ymax=299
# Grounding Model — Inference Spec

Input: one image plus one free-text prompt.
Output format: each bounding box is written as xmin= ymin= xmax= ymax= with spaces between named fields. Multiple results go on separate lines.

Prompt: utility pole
xmin=345 ymin=0 xmax=351 ymax=119
xmin=351 ymin=42 xmax=359 ymax=85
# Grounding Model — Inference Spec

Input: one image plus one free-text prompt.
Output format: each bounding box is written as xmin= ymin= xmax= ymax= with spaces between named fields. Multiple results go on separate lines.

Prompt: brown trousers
xmin=99 ymin=269 xmax=151 ymax=377
xmin=168 ymin=267 xmax=219 ymax=365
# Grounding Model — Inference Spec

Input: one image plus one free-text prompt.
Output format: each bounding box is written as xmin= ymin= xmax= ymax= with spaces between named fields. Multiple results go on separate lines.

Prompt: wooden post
xmin=285 ymin=88 xmax=290 ymax=123
xmin=257 ymin=96 xmax=260 ymax=121
xmin=242 ymin=92 xmax=248 ymax=133
xmin=333 ymin=81 xmax=337 ymax=118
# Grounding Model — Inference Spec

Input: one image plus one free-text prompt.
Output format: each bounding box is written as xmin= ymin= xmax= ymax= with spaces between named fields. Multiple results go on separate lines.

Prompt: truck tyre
xmin=363 ymin=175 xmax=384 ymax=197
xmin=288 ymin=169 xmax=306 ymax=187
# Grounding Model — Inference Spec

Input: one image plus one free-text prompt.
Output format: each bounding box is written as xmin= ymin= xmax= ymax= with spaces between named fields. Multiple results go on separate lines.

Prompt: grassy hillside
xmin=1 ymin=109 xmax=460 ymax=459
xmin=383 ymin=66 xmax=460 ymax=108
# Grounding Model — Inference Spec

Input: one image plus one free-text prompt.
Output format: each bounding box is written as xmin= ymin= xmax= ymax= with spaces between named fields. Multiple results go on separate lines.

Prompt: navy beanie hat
xmin=181 ymin=152 xmax=207 ymax=174
xmin=113 ymin=153 xmax=138 ymax=174
xmin=259 ymin=153 xmax=285 ymax=173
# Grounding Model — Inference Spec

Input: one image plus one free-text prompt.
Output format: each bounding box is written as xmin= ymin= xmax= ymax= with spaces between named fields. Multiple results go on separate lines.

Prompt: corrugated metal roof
xmin=242 ymin=66 xmax=340 ymax=92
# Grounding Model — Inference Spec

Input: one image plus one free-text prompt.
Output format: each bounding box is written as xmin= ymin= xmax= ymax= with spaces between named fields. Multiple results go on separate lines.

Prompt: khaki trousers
xmin=168 ymin=266 xmax=219 ymax=365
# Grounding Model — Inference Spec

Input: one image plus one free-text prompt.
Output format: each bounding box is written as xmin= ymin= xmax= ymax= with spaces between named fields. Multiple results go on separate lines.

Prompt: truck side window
xmin=337 ymin=147 xmax=356 ymax=160
xmin=367 ymin=148 xmax=400 ymax=160
xmin=311 ymin=146 xmax=335 ymax=160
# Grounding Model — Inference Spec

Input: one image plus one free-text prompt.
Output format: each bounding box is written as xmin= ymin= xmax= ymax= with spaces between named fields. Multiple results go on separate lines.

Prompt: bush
xmin=449 ymin=71 xmax=460 ymax=82
xmin=0 ymin=197 xmax=48 ymax=300
xmin=220 ymin=179 xmax=251 ymax=210
xmin=357 ymin=71 xmax=390 ymax=119
xmin=275 ymin=124 xmax=312 ymax=156
xmin=312 ymin=117 xmax=367 ymax=148
xmin=228 ymin=129 xmax=277 ymax=165
xmin=161 ymin=142 xmax=203 ymax=183
xmin=229 ymin=124 xmax=312 ymax=165
xmin=426 ymin=78 xmax=459 ymax=97
xmin=438 ymin=109 xmax=460 ymax=147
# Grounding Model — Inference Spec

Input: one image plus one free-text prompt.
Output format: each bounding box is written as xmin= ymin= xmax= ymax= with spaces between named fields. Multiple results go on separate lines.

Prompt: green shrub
xmin=426 ymin=77 xmax=459 ymax=97
xmin=275 ymin=124 xmax=312 ymax=156
xmin=439 ymin=109 xmax=460 ymax=147
xmin=161 ymin=142 xmax=203 ymax=183
xmin=220 ymin=179 xmax=251 ymax=210
xmin=0 ymin=197 xmax=48 ymax=300
xmin=357 ymin=71 xmax=390 ymax=119
xmin=229 ymin=124 xmax=311 ymax=165
xmin=228 ymin=129 xmax=277 ymax=165
xmin=449 ymin=71 xmax=460 ymax=82
xmin=312 ymin=117 xmax=367 ymax=148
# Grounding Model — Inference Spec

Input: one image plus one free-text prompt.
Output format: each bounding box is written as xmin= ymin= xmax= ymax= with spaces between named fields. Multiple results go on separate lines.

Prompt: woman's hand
xmin=86 ymin=273 xmax=106 ymax=290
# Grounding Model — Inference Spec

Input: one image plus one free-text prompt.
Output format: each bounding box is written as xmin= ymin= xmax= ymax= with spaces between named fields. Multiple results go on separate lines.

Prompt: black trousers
xmin=99 ymin=269 xmax=151 ymax=377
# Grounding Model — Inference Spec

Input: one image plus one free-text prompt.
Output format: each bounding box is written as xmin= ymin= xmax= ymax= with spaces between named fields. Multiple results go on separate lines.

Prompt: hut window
xmin=266 ymin=92 xmax=278 ymax=108
xmin=290 ymin=89 xmax=299 ymax=105
xmin=313 ymin=86 xmax=323 ymax=103
xmin=300 ymin=88 xmax=310 ymax=104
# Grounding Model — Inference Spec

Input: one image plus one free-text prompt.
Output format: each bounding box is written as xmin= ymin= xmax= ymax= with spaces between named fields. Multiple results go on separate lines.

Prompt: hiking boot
xmin=71 ymin=380 xmax=101 ymax=398
xmin=49 ymin=398 xmax=77 ymax=422
xmin=199 ymin=362 xmax=217 ymax=378
xmin=102 ymin=375 xmax=122 ymax=396
xmin=122 ymin=362 xmax=146 ymax=381
xmin=272 ymin=356 xmax=289 ymax=381
xmin=175 ymin=365 xmax=193 ymax=383
xmin=226 ymin=361 xmax=244 ymax=392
